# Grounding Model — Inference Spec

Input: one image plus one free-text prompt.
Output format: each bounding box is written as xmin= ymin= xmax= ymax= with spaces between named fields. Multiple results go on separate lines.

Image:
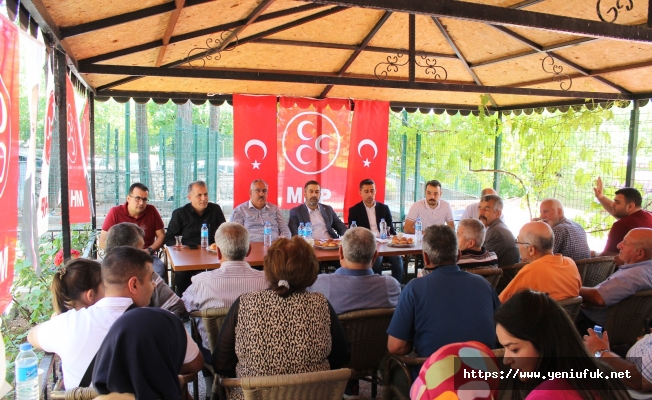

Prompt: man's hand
xmin=593 ymin=177 xmax=604 ymax=200
xmin=583 ymin=328 xmax=610 ymax=354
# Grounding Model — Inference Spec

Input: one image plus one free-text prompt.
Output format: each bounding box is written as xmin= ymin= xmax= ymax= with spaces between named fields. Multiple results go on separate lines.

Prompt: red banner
xmin=278 ymin=97 xmax=351 ymax=211
xmin=343 ymin=100 xmax=390 ymax=221
xmin=66 ymin=76 xmax=91 ymax=224
xmin=233 ymin=95 xmax=278 ymax=206
xmin=0 ymin=14 xmax=19 ymax=313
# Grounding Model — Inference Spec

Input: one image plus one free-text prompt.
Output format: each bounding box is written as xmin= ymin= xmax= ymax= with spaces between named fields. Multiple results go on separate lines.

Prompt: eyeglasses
xmin=129 ymin=195 xmax=149 ymax=203
xmin=514 ymin=238 xmax=530 ymax=246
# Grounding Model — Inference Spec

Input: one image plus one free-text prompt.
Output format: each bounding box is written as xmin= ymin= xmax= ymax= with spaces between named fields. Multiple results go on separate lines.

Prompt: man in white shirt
xmin=404 ymin=180 xmax=454 ymax=233
xmin=27 ymin=247 xmax=202 ymax=388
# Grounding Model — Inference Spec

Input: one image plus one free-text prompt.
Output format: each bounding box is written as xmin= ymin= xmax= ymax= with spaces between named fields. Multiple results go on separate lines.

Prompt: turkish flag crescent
xmin=66 ymin=76 xmax=91 ymax=224
xmin=343 ymin=100 xmax=390 ymax=222
xmin=0 ymin=14 xmax=19 ymax=314
xmin=233 ymin=95 xmax=278 ymax=207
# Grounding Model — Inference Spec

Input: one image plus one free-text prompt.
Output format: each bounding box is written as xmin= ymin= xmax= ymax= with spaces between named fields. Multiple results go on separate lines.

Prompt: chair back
xmin=220 ymin=368 xmax=353 ymax=400
xmin=496 ymin=262 xmax=529 ymax=294
xmin=557 ymin=296 xmax=583 ymax=321
xmin=605 ymin=289 xmax=652 ymax=346
xmin=466 ymin=267 xmax=503 ymax=289
xmin=189 ymin=307 xmax=230 ymax=352
xmin=575 ymin=256 xmax=615 ymax=287
xmin=338 ymin=308 xmax=395 ymax=380
xmin=50 ymin=387 xmax=100 ymax=400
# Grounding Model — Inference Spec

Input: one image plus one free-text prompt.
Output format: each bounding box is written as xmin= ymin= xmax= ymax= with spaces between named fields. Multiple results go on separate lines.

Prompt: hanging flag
xmin=66 ymin=76 xmax=91 ymax=224
xmin=233 ymin=95 xmax=278 ymax=207
xmin=79 ymin=101 xmax=95 ymax=220
xmin=277 ymin=97 xmax=351 ymax=212
xmin=0 ymin=14 xmax=20 ymax=314
xmin=37 ymin=62 xmax=54 ymax=236
xmin=343 ymin=100 xmax=390 ymax=221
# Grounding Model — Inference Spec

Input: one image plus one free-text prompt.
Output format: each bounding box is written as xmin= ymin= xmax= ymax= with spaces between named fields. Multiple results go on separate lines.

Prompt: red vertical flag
xmin=343 ymin=100 xmax=389 ymax=221
xmin=66 ymin=76 xmax=91 ymax=223
xmin=0 ymin=14 xmax=19 ymax=313
xmin=233 ymin=95 xmax=278 ymax=207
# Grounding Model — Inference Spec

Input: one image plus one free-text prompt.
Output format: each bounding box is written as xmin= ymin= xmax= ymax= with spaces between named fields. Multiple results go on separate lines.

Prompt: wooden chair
xmin=189 ymin=307 xmax=231 ymax=400
xmin=575 ymin=256 xmax=615 ymax=287
xmin=466 ymin=267 xmax=503 ymax=289
xmin=50 ymin=387 xmax=99 ymax=400
xmin=220 ymin=368 xmax=353 ymax=400
xmin=496 ymin=262 xmax=529 ymax=295
xmin=338 ymin=308 xmax=395 ymax=398
xmin=605 ymin=289 xmax=652 ymax=347
xmin=557 ymin=296 xmax=583 ymax=321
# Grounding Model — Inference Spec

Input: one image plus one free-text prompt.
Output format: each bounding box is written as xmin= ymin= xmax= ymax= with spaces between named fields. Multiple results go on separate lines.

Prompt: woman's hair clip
xmin=278 ymin=280 xmax=290 ymax=289
xmin=58 ymin=267 xmax=67 ymax=277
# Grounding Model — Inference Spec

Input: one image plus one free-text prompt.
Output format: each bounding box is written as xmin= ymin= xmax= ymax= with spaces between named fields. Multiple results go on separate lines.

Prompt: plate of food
xmin=207 ymin=243 xmax=218 ymax=253
xmin=314 ymin=239 xmax=341 ymax=250
xmin=387 ymin=237 xmax=415 ymax=248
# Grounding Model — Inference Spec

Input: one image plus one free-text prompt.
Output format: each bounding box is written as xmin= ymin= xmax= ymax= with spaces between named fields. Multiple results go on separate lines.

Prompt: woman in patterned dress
xmin=212 ymin=236 xmax=350 ymax=399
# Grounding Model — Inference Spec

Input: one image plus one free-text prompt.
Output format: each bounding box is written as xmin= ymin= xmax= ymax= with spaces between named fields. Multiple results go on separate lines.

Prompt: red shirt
xmin=604 ymin=209 xmax=652 ymax=253
xmin=102 ymin=203 xmax=165 ymax=248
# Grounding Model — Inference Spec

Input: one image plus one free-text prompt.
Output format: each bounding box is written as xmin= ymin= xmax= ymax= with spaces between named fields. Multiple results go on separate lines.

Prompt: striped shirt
xmin=458 ymin=248 xmax=499 ymax=269
xmin=181 ymin=260 xmax=268 ymax=349
xmin=230 ymin=201 xmax=291 ymax=242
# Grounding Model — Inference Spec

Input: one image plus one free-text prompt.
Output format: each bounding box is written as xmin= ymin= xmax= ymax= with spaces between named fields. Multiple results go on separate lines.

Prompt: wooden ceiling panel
xmin=521 ymin=76 xmax=620 ymax=93
xmin=491 ymin=93 xmax=571 ymax=106
xmin=527 ymin=0 xmax=647 ymax=25
xmin=602 ymin=68 xmax=652 ymax=93
xmin=63 ymin=13 xmax=171 ymax=60
xmin=97 ymin=48 xmax=161 ymax=67
xmin=112 ymin=76 xmax=324 ymax=97
xmin=42 ymin=0 xmax=169 ymax=27
xmin=554 ymin=39 xmax=652 ymax=71
xmin=82 ymin=73 xmax=133 ymax=88
xmin=173 ymin=0 xmax=261 ymax=36
xmin=500 ymin=26 xmax=585 ymax=48
xmin=415 ymin=15 xmax=458 ymax=55
xmin=474 ymin=53 xmax=552 ymax=86
xmin=437 ymin=18 xmax=532 ymax=64
xmin=367 ymin=12 xmax=408 ymax=50
xmin=266 ymin=7 xmax=384 ymax=46
xmin=460 ymin=0 xmax=523 ymax=7
xmin=329 ymin=85 xmax=484 ymax=105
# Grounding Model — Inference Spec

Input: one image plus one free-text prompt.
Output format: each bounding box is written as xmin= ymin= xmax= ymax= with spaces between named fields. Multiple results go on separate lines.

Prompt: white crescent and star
xmin=244 ymin=139 xmax=268 ymax=169
xmin=357 ymin=139 xmax=378 ymax=167
xmin=297 ymin=121 xmax=314 ymax=140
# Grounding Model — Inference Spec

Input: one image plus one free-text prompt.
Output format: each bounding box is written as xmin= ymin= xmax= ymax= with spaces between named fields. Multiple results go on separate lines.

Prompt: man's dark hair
xmin=102 ymin=246 xmax=153 ymax=286
xmin=304 ymin=180 xmax=320 ymax=190
xmin=615 ymin=187 xmax=643 ymax=208
xmin=422 ymin=225 xmax=458 ymax=265
xmin=129 ymin=183 xmax=149 ymax=194
xmin=105 ymin=222 xmax=144 ymax=251
xmin=425 ymin=180 xmax=442 ymax=190
xmin=359 ymin=179 xmax=375 ymax=189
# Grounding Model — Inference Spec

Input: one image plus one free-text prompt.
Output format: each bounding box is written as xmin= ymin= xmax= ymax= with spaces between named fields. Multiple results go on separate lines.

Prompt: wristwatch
xmin=148 ymin=247 xmax=156 ymax=256
xmin=595 ymin=349 xmax=610 ymax=358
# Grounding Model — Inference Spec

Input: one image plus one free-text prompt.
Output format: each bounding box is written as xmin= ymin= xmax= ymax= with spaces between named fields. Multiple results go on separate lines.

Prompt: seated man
xmin=456 ymin=218 xmax=498 ymax=270
xmin=308 ymin=227 xmax=401 ymax=314
xmin=404 ymin=180 xmax=454 ymax=233
xmin=230 ymin=179 xmax=291 ymax=242
xmin=387 ymin=225 xmax=499 ymax=360
xmin=499 ymin=221 xmax=581 ymax=303
xmin=289 ymin=180 xmax=347 ymax=239
xmin=182 ymin=222 xmax=267 ymax=354
xmin=105 ymin=222 xmax=187 ymax=319
xmin=461 ymin=188 xmax=501 ymax=221
xmin=578 ymin=228 xmax=652 ymax=332
xmin=539 ymin=198 xmax=591 ymax=261
xmin=28 ymin=247 xmax=201 ymax=388
xmin=479 ymin=194 xmax=520 ymax=267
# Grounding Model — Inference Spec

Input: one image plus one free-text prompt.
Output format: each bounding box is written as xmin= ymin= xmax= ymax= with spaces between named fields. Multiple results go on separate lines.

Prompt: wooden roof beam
xmin=314 ymin=0 xmax=652 ymax=43
xmin=212 ymin=0 xmax=276 ymax=55
xmin=155 ymin=0 xmax=186 ymax=67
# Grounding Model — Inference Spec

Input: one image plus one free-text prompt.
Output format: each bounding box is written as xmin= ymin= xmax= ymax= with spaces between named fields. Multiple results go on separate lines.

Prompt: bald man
xmin=538 ymin=198 xmax=591 ymax=261
xmin=578 ymin=228 xmax=652 ymax=329
xmin=499 ymin=221 xmax=581 ymax=303
xmin=461 ymin=188 xmax=504 ymax=221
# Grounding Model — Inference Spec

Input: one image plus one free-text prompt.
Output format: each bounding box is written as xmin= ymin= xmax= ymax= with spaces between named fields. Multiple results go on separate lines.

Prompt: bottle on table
xmin=350 ymin=221 xmax=357 ymax=229
xmin=304 ymin=222 xmax=313 ymax=239
xmin=415 ymin=218 xmax=423 ymax=243
xmin=263 ymin=221 xmax=272 ymax=247
xmin=200 ymin=223 xmax=209 ymax=249
xmin=379 ymin=218 xmax=388 ymax=239
xmin=15 ymin=343 xmax=38 ymax=400
xmin=298 ymin=222 xmax=305 ymax=239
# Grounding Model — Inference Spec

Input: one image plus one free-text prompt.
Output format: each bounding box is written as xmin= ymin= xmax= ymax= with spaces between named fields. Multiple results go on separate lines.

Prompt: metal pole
xmin=215 ymin=130 xmax=221 ymax=201
xmin=193 ymin=124 xmax=198 ymax=181
xmin=399 ymin=110 xmax=408 ymax=221
xmin=626 ymin=101 xmax=640 ymax=187
xmin=161 ymin=128 xmax=167 ymax=201
xmin=90 ymin=92 xmax=96 ymax=232
xmin=413 ymin=130 xmax=421 ymax=203
xmin=493 ymin=111 xmax=503 ymax=192
xmin=56 ymin=50 xmax=71 ymax=260
xmin=409 ymin=14 xmax=415 ymax=83
xmin=114 ymin=128 xmax=119 ymax=205
xmin=174 ymin=115 xmax=182 ymax=209
xmin=125 ymin=101 xmax=131 ymax=192
xmin=105 ymin=123 xmax=110 ymax=170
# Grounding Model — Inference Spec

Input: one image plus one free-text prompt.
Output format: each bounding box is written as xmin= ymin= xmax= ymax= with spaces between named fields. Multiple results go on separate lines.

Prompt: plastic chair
xmin=557 ymin=296 xmax=583 ymax=321
xmin=575 ymin=256 xmax=615 ymax=287
xmin=496 ymin=261 xmax=529 ymax=295
xmin=605 ymin=289 xmax=652 ymax=347
xmin=338 ymin=308 xmax=395 ymax=398
xmin=466 ymin=267 xmax=503 ymax=289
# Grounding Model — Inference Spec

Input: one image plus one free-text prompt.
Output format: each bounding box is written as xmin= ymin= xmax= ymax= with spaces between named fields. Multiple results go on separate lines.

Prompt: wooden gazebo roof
xmin=19 ymin=0 xmax=652 ymax=111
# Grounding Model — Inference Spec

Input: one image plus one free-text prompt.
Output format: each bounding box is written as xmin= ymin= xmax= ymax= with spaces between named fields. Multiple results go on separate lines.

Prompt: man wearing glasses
xmin=230 ymin=179 xmax=291 ymax=242
xmin=99 ymin=183 xmax=166 ymax=279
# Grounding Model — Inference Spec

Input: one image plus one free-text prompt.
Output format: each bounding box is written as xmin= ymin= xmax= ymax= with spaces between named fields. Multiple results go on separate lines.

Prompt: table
xmin=166 ymin=240 xmax=423 ymax=272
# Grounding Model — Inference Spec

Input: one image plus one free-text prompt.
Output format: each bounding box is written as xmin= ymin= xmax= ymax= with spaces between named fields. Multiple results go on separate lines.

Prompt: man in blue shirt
xmin=230 ymin=179 xmax=291 ymax=242
xmin=308 ymin=227 xmax=401 ymax=314
xmin=387 ymin=224 xmax=500 ymax=358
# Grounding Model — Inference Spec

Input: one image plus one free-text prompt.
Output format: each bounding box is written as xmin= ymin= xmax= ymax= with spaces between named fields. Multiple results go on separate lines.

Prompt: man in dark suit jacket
xmin=348 ymin=179 xmax=403 ymax=282
xmin=289 ymin=180 xmax=348 ymax=239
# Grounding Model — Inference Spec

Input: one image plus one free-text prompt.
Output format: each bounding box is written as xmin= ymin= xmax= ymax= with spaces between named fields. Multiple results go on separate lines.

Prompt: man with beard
xmin=230 ymin=179 xmax=291 ymax=242
xmin=289 ymin=180 xmax=347 ymax=239
xmin=404 ymin=180 xmax=454 ymax=233
xmin=479 ymin=194 xmax=520 ymax=267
